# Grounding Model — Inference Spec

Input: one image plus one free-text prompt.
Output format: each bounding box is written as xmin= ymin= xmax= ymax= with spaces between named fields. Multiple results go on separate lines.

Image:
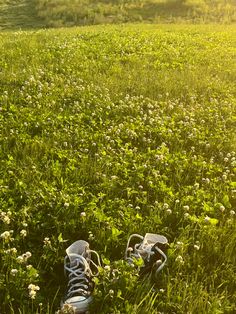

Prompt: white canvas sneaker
xmin=125 ymin=233 xmax=168 ymax=277
xmin=62 ymin=240 xmax=101 ymax=313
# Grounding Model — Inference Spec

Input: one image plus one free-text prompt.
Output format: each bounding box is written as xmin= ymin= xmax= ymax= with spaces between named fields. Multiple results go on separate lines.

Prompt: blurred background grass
xmin=0 ymin=0 xmax=236 ymax=30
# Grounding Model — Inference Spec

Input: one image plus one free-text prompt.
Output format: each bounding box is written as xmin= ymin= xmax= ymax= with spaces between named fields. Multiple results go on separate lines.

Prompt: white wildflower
xmin=219 ymin=205 xmax=225 ymax=212
xmin=163 ymin=203 xmax=169 ymax=209
xmin=176 ymin=241 xmax=184 ymax=249
xmin=175 ymin=255 xmax=184 ymax=264
xmin=16 ymin=255 xmax=24 ymax=264
xmin=17 ymin=251 xmax=32 ymax=263
xmin=43 ymin=237 xmax=51 ymax=246
xmin=28 ymin=284 xmax=40 ymax=299
xmin=104 ymin=265 xmax=111 ymax=271
xmin=204 ymin=216 xmax=211 ymax=223
xmin=5 ymin=247 xmax=17 ymax=254
xmin=0 ymin=231 xmax=11 ymax=240
xmin=10 ymin=269 xmax=18 ymax=276
xmin=0 ymin=212 xmax=11 ymax=224
xmin=25 ymin=251 xmax=32 ymax=258
xmin=20 ymin=229 xmax=27 ymax=237
xmin=26 ymin=264 xmax=33 ymax=270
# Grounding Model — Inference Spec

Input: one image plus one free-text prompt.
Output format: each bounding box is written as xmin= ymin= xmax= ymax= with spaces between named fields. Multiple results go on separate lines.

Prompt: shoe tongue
xmin=144 ymin=233 xmax=168 ymax=245
xmin=66 ymin=240 xmax=90 ymax=266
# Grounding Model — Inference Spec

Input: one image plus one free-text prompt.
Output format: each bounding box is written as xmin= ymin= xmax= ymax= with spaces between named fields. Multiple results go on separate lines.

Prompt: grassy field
xmin=0 ymin=0 xmax=236 ymax=30
xmin=0 ymin=24 xmax=236 ymax=313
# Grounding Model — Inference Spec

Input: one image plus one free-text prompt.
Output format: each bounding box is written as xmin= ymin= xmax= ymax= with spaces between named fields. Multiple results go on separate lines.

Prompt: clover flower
xmin=16 ymin=255 xmax=24 ymax=264
xmin=104 ymin=265 xmax=111 ymax=271
xmin=5 ymin=247 xmax=17 ymax=254
xmin=204 ymin=216 xmax=211 ymax=223
xmin=28 ymin=284 xmax=40 ymax=299
xmin=0 ymin=230 xmax=13 ymax=241
xmin=163 ymin=203 xmax=169 ymax=209
xmin=17 ymin=251 xmax=32 ymax=264
xmin=0 ymin=211 xmax=11 ymax=224
xmin=10 ymin=269 xmax=18 ymax=276
xmin=43 ymin=237 xmax=51 ymax=246
xmin=176 ymin=241 xmax=184 ymax=249
xmin=219 ymin=205 xmax=225 ymax=212
xmin=88 ymin=231 xmax=94 ymax=241
xmin=56 ymin=304 xmax=76 ymax=314
xmin=175 ymin=255 xmax=184 ymax=264
xmin=20 ymin=229 xmax=27 ymax=238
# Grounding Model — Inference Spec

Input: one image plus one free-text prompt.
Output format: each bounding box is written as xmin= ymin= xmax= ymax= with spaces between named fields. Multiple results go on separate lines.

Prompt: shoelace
xmin=125 ymin=234 xmax=167 ymax=277
xmin=64 ymin=250 xmax=101 ymax=299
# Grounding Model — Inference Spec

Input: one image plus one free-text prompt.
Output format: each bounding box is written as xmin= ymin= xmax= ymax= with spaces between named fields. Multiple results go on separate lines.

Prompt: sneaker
xmin=62 ymin=240 xmax=101 ymax=313
xmin=125 ymin=233 xmax=168 ymax=277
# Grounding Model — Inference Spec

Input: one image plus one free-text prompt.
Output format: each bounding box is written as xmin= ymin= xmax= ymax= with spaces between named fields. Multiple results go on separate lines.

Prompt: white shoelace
xmin=64 ymin=250 xmax=101 ymax=299
xmin=125 ymin=234 xmax=167 ymax=277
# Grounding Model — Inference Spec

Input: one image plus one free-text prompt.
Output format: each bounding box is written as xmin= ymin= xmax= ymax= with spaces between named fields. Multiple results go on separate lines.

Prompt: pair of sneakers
xmin=61 ymin=233 xmax=168 ymax=313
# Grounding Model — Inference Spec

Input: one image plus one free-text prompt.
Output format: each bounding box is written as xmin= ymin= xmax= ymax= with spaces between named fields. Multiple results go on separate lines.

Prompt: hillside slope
xmin=0 ymin=0 xmax=236 ymax=30
xmin=0 ymin=0 xmax=44 ymax=30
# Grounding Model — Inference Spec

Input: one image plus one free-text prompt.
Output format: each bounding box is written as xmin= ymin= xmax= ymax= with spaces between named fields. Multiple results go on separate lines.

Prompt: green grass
xmin=0 ymin=24 xmax=236 ymax=313
xmin=0 ymin=0 xmax=236 ymax=30
xmin=0 ymin=0 xmax=44 ymax=30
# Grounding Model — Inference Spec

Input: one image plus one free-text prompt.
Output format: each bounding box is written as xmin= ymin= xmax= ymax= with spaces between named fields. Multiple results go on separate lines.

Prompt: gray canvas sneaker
xmin=125 ymin=233 xmax=168 ymax=277
xmin=62 ymin=240 xmax=101 ymax=313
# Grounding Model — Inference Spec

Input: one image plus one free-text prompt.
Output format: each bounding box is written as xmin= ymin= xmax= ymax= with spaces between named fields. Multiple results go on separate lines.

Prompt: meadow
xmin=0 ymin=0 xmax=236 ymax=30
xmin=0 ymin=24 xmax=236 ymax=313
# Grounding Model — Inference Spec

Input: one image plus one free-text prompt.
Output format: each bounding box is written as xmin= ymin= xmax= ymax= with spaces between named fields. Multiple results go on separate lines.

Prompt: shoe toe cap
xmin=64 ymin=295 xmax=92 ymax=313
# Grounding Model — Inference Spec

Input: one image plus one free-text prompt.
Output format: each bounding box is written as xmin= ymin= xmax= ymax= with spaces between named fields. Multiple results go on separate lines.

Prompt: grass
xmin=0 ymin=0 xmax=236 ymax=30
xmin=0 ymin=24 xmax=236 ymax=313
xmin=0 ymin=0 xmax=44 ymax=30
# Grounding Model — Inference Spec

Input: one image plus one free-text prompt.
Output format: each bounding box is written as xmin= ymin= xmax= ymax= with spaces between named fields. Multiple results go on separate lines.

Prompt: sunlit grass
xmin=0 ymin=24 xmax=236 ymax=313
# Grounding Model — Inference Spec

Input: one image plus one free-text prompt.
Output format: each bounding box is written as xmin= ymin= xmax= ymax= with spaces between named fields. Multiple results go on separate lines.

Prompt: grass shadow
xmin=0 ymin=0 xmax=45 ymax=30
xmin=126 ymin=0 xmax=193 ymax=21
